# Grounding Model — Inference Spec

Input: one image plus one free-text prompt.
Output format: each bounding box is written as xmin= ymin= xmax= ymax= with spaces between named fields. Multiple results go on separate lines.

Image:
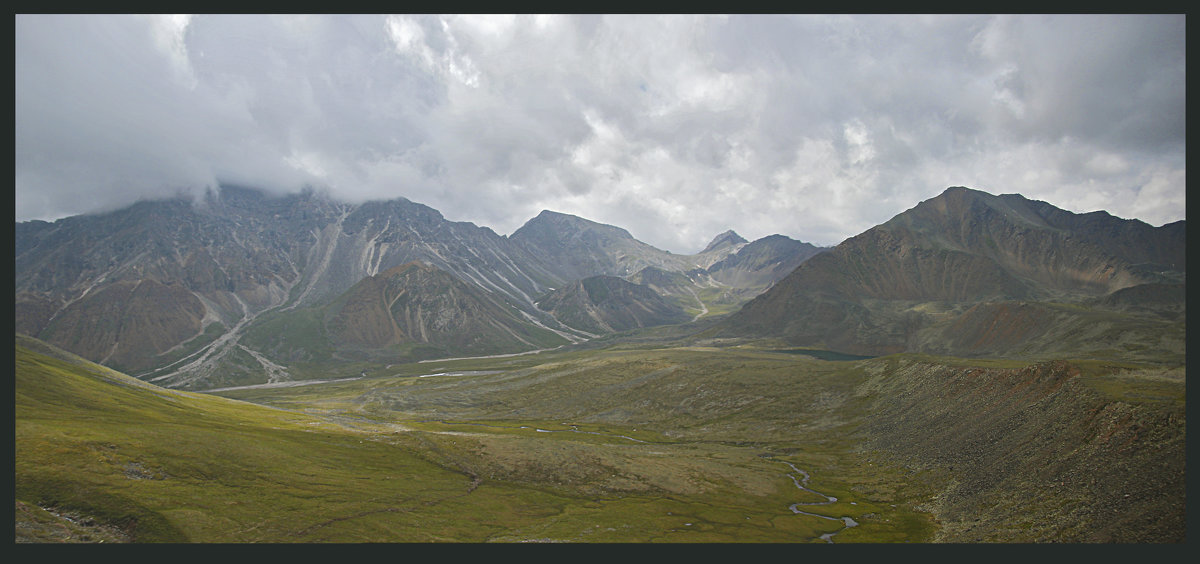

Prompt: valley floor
xmin=15 ymin=339 xmax=1185 ymax=543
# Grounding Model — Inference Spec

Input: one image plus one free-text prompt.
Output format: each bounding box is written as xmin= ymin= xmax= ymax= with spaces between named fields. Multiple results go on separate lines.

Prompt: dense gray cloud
xmin=15 ymin=14 xmax=1185 ymax=251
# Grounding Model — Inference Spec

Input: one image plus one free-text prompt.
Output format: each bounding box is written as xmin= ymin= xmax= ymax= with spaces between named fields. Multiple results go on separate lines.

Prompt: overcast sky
xmin=15 ymin=14 xmax=1186 ymax=252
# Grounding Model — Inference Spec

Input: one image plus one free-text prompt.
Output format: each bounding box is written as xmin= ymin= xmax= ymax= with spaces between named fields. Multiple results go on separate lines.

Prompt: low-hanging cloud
xmin=15 ymin=14 xmax=1185 ymax=252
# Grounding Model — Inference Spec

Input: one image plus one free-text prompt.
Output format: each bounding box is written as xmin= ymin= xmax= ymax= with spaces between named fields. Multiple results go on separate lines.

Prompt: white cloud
xmin=145 ymin=14 xmax=197 ymax=89
xmin=1128 ymin=167 xmax=1186 ymax=226
xmin=15 ymin=14 xmax=1186 ymax=253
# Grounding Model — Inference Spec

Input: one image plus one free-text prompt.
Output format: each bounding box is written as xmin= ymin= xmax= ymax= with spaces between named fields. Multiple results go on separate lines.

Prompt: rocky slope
xmin=534 ymin=275 xmax=694 ymax=335
xmin=323 ymin=262 xmax=568 ymax=359
xmin=15 ymin=188 xmax=335 ymax=375
xmin=700 ymin=229 xmax=749 ymax=253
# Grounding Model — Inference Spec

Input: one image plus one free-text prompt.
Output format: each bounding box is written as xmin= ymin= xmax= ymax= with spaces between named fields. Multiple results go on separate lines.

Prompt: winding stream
xmin=776 ymin=460 xmax=858 ymax=543
xmin=424 ymin=421 xmax=855 ymax=541
xmin=420 ymin=419 xmax=859 ymax=541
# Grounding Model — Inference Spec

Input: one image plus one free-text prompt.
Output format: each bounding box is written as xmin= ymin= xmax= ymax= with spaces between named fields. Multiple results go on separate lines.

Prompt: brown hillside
xmin=37 ymin=279 xmax=207 ymax=373
xmin=858 ymin=358 xmax=1185 ymax=542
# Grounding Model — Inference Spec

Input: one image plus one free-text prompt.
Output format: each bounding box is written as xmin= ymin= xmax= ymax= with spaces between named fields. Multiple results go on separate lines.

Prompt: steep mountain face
xmin=302 ymin=198 xmax=569 ymax=315
xmin=875 ymin=186 xmax=1184 ymax=296
xmin=722 ymin=187 xmax=1186 ymax=358
xmin=534 ymin=275 xmax=693 ymax=335
xmin=15 ymin=188 xmax=339 ymax=374
xmin=34 ymin=279 xmax=207 ymax=373
xmin=322 ymin=262 xmax=569 ymax=358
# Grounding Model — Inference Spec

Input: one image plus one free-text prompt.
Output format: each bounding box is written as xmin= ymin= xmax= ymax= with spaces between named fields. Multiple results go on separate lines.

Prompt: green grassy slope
xmin=17 ymin=332 xmax=1183 ymax=543
xmin=15 ymin=337 xmax=935 ymax=543
xmin=14 ymin=337 xmax=485 ymax=542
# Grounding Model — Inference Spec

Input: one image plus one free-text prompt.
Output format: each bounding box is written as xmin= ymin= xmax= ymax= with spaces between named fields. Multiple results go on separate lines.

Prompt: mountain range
xmin=15 ymin=185 xmax=824 ymax=389
xmin=15 ymin=185 xmax=1184 ymax=389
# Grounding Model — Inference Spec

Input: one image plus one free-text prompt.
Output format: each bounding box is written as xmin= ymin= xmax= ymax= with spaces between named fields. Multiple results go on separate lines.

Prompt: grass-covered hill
xmin=15 ymin=334 xmax=499 ymax=542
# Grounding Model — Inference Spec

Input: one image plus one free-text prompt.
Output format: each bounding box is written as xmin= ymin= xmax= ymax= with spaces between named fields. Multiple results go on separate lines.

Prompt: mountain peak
xmin=702 ymin=230 xmax=748 ymax=253
xmin=534 ymin=209 xmax=573 ymax=219
xmin=512 ymin=209 xmax=636 ymax=244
